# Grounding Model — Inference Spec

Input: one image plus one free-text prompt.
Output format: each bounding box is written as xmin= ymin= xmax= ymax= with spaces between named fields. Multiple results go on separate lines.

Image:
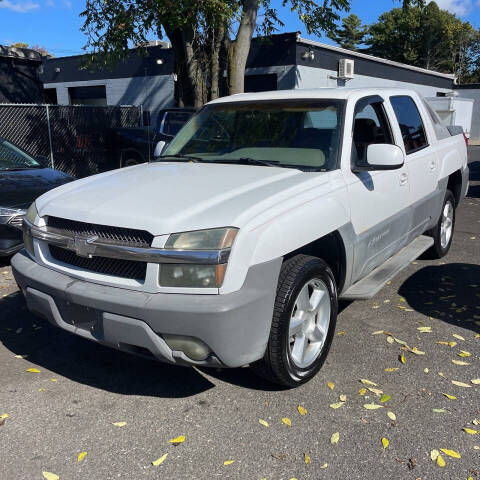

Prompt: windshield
xmin=161 ymin=100 xmax=345 ymax=171
xmin=0 ymin=139 xmax=40 ymax=171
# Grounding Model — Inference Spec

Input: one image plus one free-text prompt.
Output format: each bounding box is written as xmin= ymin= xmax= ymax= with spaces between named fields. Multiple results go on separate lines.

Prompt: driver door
xmin=342 ymin=95 xmax=411 ymax=284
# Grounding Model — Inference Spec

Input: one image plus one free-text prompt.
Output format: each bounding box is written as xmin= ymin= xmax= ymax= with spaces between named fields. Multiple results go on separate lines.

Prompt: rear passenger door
xmin=388 ymin=95 xmax=438 ymax=239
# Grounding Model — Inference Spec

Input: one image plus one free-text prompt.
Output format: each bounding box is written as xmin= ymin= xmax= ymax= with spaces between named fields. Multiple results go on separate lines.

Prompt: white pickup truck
xmin=12 ymin=88 xmax=469 ymax=387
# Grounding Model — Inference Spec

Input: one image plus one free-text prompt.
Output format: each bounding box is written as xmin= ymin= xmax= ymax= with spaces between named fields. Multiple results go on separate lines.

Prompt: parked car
xmin=13 ymin=88 xmax=468 ymax=387
xmin=0 ymin=137 xmax=72 ymax=256
xmin=110 ymin=107 xmax=196 ymax=167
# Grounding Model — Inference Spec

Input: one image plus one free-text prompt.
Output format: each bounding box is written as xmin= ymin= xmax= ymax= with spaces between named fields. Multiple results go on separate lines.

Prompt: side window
xmin=390 ymin=96 xmax=428 ymax=154
xmin=161 ymin=112 xmax=193 ymax=136
xmin=352 ymin=97 xmax=393 ymax=166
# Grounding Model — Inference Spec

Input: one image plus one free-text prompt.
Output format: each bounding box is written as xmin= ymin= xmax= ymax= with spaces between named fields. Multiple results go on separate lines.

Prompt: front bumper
xmin=11 ymin=251 xmax=281 ymax=368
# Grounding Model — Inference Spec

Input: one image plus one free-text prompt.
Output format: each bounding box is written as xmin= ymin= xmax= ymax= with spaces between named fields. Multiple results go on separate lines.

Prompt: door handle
xmin=429 ymin=160 xmax=436 ymax=171
xmin=399 ymin=172 xmax=408 ymax=186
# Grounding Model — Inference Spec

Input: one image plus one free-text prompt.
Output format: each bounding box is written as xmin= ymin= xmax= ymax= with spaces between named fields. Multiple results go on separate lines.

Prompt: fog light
xmin=163 ymin=335 xmax=211 ymax=361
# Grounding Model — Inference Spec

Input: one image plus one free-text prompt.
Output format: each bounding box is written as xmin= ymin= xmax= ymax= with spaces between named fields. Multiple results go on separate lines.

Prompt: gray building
xmin=42 ymin=32 xmax=479 ymax=135
xmin=454 ymin=84 xmax=480 ymax=143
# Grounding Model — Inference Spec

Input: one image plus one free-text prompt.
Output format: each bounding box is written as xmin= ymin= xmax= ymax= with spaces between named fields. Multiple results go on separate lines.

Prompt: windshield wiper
xmin=215 ymin=157 xmax=281 ymax=167
xmin=159 ymin=154 xmax=202 ymax=163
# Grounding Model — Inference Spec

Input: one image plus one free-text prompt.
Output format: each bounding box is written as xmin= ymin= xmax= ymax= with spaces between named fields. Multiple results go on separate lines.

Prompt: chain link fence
xmin=0 ymin=104 xmax=142 ymax=178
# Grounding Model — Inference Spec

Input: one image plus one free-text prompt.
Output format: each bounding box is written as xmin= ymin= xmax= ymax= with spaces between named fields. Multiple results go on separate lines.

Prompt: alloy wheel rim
xmin=288 ymin=278 xmax=331 ymax=369
xmin=440 ymin=201 xmax=453 ymax=249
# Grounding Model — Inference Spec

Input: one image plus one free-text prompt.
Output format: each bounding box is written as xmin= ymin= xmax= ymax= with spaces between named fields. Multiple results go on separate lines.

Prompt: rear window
xmin=390 ymin=96 xmax=428 ymax=154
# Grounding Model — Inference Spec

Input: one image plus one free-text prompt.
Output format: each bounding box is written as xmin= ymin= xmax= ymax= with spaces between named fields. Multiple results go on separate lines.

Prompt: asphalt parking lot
xmin=1 ymin=148 xmax=479 ymax=480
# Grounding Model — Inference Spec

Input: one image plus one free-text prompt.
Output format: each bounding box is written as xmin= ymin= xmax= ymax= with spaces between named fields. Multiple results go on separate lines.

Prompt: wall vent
xmin=338 ymin=59 xmax=354 ymax=79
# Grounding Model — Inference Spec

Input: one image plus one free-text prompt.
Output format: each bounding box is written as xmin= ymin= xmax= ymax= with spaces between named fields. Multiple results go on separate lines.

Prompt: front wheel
xmin=251 ymin=255 xmax=337 ymax=388
xmin=424 ymin=189 xmax=456 ymax=259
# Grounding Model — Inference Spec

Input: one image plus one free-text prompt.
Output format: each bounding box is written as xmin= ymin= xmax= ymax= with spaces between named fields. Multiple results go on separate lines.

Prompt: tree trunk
xmin=210 ymin=22 xmax=225 ymax=101
xmin=228 ymin=0 xmax=259 ymax=94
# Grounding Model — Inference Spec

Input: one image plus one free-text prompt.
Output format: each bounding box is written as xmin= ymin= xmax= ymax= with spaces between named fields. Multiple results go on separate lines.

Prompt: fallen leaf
xmin=463 ymin=428 xmax=478 ymax=435
xmin=387 ymin=411 xmax=396 ymax=421
xmin=432 ymin=408 xmax=448 ymax=413
xmin=417 ymin=326 xmax=432 ymax=333
xmin=38 ymin=388 xmax=46 ymax=392
xmin=26 ymin=368 xmax=40 ymax=373
xmin=430 ymin=449 xmax=439 ymax=461
xmin=360 ymin=379 xmax=377 ymax=386
xmin=77 ymin=451 xmax=87 ymax=463
xmin=337 ymin=330 xmax=346 ymax=336
xmin=437 ymin=455 xmax=446 ymax=467
xmin=384 ymin=368 xmax=399 ymax=372
xmin=442 ymin=393 xmax=457 ymax=400
xmin=320 ymin=463 xmax=328 ymax=468
xmin=471 ymin=379 xmax=480 ymax=385
xmin=297 ymin=405 xmax=307 ymax=416
xmin=368 ymin=387 xmax=383 ymax=395
xmin=458 ymin=351 xmax=471 ymax=357
xmin=223 ymin=460 xmax=235 ymax=466
xmin=358 ymin=388 xmax=367 ymax=395
xmin=439 ymin=449 xmax=461 ymax=458
xmin=330 ymin=432 xmax=339 ymax=444
xmin=387 ymin=336 xmax=394 ymax=344
xmin=394 ymin=338 xmax=408 ymax=346
xmin=452 ymin=360 xmax=470 ymax=366
xmin=382 ymin=437 xmax=389 ymax=449
xmin=372 ymin=330 xmax=391 ymax=335
xmin=339 ymin=394 xmax=347 ymax=402
xmin=399 ymin=353 xmax=406 ymax=364
xmin=473 ymin=419 xmax=480 ymax=425
xmin=50 ymin=378 xmax=58 ymax=382
xmin=452 ymin=334 xmax=465 ymax=341
xmin=282 ymin=417 xmax=292 ymax=426
xmin=411 ymin=347 xmax=425 ymax=355
xmin=330 ymin=402 xmax=345 ymax=409
xmin=14 ymin=354 xmax=27 ymax=359
xmin=112 ymin=422 xmax=127 ymax=427
xmin=259 ymin=419 xmax=269 ymax=427
xmin=152 ymin=453 xmax=168 ymax=466
xmin=169 ymin=435 xmax=186 ymax=444
xmin=0 ymin=413 xmax=8 ymax=420
xmin=304 ymin=453 xmax=311 ymax=464
xmin=364 ymin=403 xmax=383 ymax=410
xmin=327 ymin=381 xmax=335 ymax=390
xmin=380 ymin=394 xmax=391 ymax=403
xmin=424 ymin=368 xmax=429 ymax=373
xmin=42 ymin=473 xmax=59 ymax=480
xmin=448 ymin=341 xmax=457 ymax=347
xmin=452 ymin=380 xmax=472 ymax=388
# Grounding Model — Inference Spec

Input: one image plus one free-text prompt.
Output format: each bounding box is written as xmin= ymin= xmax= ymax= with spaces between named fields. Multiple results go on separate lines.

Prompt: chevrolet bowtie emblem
xmin=74 ymin=235 xmax=99 ymax=258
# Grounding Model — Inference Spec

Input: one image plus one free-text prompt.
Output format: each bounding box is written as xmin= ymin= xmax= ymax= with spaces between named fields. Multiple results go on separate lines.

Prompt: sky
xmin=0 ymin=0 xmax=479 ymax=57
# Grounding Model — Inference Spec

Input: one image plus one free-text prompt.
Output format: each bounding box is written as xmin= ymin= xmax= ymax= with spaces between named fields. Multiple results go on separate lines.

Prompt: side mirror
xmin=154 ymin=140 xmax=166 ymax=158
xmin=354 ymin=144 xmax=405 ymax=172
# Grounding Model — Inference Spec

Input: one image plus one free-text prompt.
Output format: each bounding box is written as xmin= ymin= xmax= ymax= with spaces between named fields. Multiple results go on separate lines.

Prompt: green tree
xmin=80 ymin=0 xmax=350 ymax=107
xmin=328 ymin=13 xmax=366 ymax=51
xmin=366 ymin=1 xmax=479 ymax=81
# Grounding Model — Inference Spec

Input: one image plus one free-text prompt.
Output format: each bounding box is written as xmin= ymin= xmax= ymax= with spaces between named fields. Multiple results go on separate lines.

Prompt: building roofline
xmin=298 ymin=37 xmax=456 ymax=81
xmin=0 ymin=45 xmax=42 ymax=62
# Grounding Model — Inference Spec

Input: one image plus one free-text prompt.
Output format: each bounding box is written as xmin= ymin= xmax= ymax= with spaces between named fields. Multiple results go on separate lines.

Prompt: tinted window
xmin=390 ymin=96 xmax=428 ymax=154
xmin=352 ymin=99 xmax=393 ymax=166
xmin=0 ymin=139 xmax=40 ymax=171
xmin=161 ymin=112 xmax=193 ymax=136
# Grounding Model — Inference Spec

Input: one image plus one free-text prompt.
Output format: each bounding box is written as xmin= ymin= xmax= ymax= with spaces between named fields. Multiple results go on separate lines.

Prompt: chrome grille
xmin=49 ymin=245 xmax=147 ymax=280
xmin=47 ymin=216 xmax=153 ymax=248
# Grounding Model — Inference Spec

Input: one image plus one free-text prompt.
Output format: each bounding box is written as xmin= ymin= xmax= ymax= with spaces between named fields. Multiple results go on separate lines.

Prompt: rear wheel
xmin=424 ymin=189 xmax=456 ymax=259
xmin=251 ymin=255 xmax=337 ymax=388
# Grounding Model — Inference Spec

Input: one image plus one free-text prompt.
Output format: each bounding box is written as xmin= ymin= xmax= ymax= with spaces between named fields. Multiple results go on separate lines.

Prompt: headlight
xmin=25 ymin=202 xmax=38 ymax=225
xmin=0 ymin=207 xmax=27 ymax=226
xmin=160 ymin=227 xmax=237 ymax=288
xmin=165 ymin=227 xmax=238 ymax=250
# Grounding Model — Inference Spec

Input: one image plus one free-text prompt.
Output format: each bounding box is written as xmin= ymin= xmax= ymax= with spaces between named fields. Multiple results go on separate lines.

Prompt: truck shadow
xmin=398 ymin=263 xmax=480 ymax=334
xmin=0 ymin=290 xmax=216 ymax=398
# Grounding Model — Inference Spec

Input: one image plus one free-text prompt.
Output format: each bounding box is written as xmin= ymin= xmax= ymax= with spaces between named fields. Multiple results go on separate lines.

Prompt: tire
xmin=251 ymin=255 xmax=338 ymax=388
xmin=424 ymin=189 xmax=456 ymax=259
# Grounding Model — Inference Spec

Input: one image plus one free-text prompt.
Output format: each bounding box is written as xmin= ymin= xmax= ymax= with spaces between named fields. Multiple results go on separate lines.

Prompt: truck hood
xmin=36 ymin=162 xmax=326 ymax=236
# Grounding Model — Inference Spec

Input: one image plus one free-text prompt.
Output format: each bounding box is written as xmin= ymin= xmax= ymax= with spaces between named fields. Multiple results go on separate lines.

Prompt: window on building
xmin=68 ymin=85 xmax=107 ymax=106
xmin=390 ymin=95 xmax=428 ymax=154
xmin=352 ymin=97 xmax=393 ymax=166
xmin=43 ymin=88 xmax=58 ymax=104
